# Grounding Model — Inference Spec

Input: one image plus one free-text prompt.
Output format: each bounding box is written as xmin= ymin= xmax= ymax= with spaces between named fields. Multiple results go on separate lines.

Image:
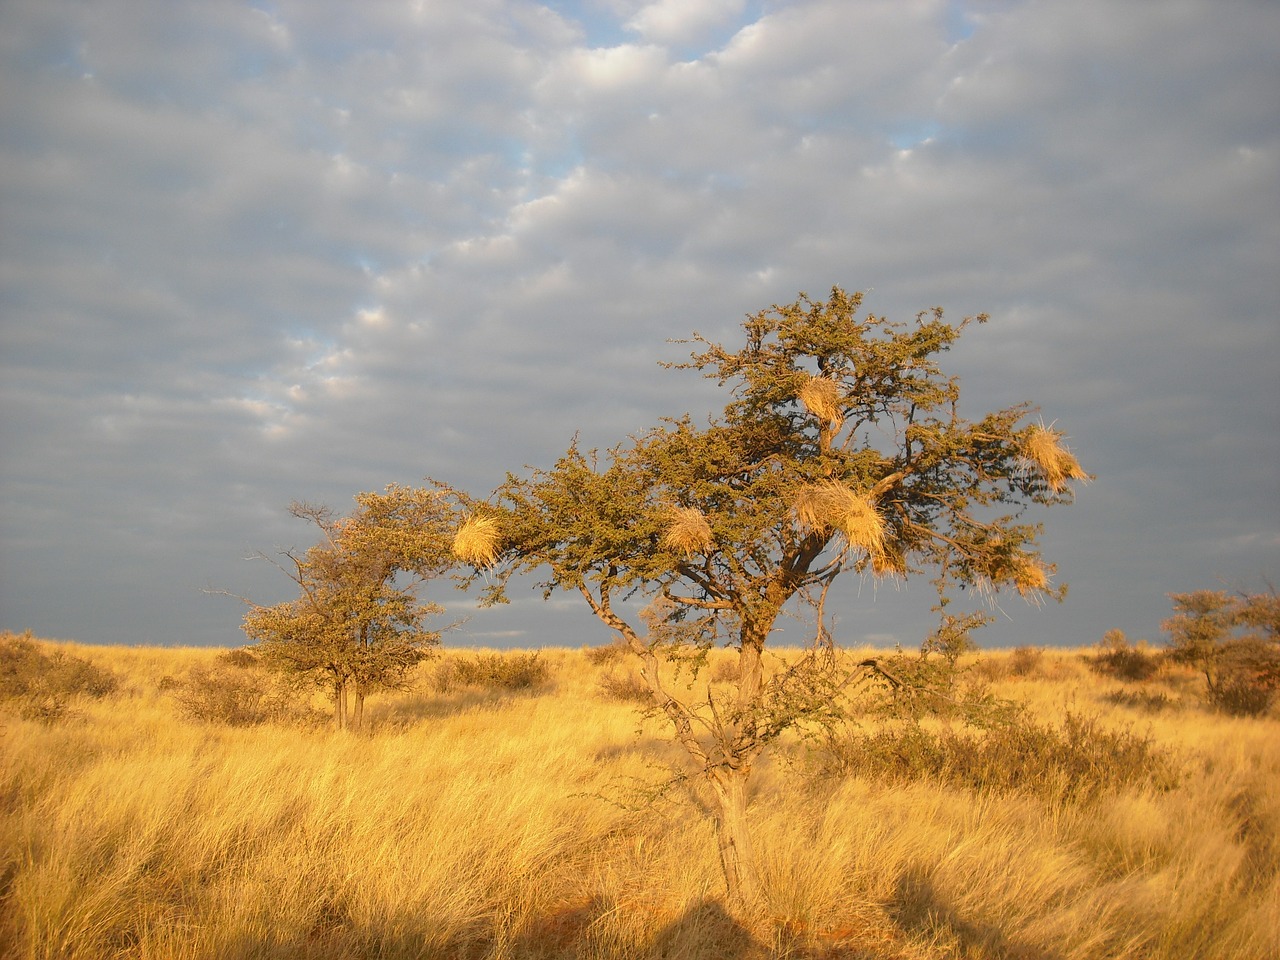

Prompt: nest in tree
xmin=871 ymin=542 xmax=907 ymax=578
xmin=798 ymin=376 xmax=844 ymax=427
xmin=662 ymin=507 xmax=713 ymax=557
xmin=1013 ymin=557 xmax=1051 ymax=597
xmin=453 ymin=516 xmax=502 ymax=566
xmin=793 ymin=481 xmax=885 ymax=555
xmin=1022 ymin=424 xmax=1089 ymax=493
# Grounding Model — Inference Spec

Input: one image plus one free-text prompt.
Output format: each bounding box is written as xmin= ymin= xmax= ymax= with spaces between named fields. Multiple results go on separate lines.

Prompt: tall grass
xmin=0 ymin=639 xmax=1276 ymax=959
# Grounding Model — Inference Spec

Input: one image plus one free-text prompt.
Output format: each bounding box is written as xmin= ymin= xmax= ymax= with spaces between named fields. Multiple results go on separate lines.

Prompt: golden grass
xmin=453 ymin=515 xmax=502 ymax=566
xmin=662 ymin=506 xmax=714 ymax=557
xmin=1022 ymin=423 xmax=1089 ymax=493
xmin=2 ymin=640 xmax=1277 ymax=959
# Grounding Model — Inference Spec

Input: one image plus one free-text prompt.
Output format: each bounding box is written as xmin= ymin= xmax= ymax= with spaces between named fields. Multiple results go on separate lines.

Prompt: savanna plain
xmin=1 ymin=635 xmax=1277 ymax=960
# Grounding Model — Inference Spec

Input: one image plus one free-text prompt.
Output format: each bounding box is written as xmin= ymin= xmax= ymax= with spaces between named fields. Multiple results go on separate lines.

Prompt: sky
xmin=1 ymin=0 xmax=1277 ymax=652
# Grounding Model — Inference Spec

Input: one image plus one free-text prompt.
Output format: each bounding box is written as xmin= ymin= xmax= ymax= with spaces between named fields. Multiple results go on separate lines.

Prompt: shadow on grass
xmin=890 ymin=865 xmax=1062 ymax=960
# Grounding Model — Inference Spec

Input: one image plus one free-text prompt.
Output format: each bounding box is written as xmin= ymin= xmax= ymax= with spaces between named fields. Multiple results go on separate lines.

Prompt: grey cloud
xmin=1 ymin=0 xmax=1276 ymax=649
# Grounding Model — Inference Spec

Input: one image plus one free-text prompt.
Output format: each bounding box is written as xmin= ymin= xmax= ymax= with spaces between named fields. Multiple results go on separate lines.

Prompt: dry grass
xmin=1 ymin=639 xmax=1276 ymax=959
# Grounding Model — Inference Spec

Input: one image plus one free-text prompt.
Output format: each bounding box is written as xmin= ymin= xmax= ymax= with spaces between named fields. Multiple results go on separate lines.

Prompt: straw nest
xmin=1022 ymin=424 xmax=1088 ymax=493
xmin=793 ymin=481 xmax=885 ymax=555
xmin=798 ymin=376 xmax=844 ymax=426
xmin=453 ymin=516 xmax=502 ymax=567
xmin=1013 ymin=557 xmax=1051 ymax=597
xmin=871 ymin=543 xmax=907 ymax=578
xmin=662 ymin=507 xmax=714 ymax=557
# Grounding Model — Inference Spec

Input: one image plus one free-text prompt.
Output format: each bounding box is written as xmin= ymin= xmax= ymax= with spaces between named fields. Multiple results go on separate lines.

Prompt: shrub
xmin=598 ymin=670 xmax=653 ymax=704
xmin=583 ymin=641 xmax=628 ymax=665
xmin=1164 ymin=589 xmax=1279 ymax=713
xmin=968 ymin=657 xmax=1008 ymax=683
xmin=1208 ymin=676 xmax=1274 ymax=717
xmin=217 ymin=648 xmax=259 ymax=669
xmin=1088 ymin=629 xmax=1160 ymax=682
xmin=446 ymin=652 xmax=550 ymax=691
xmin=1101 ymin=688 xmax=1175 ymax=713
xmin=171 ymin=665 xmax=296 ymax=726
xmin=815 ymin=710 xmax=1181 ymax=804
xmin=0 ymin=633 xmax=118 ymax=721
xmin=710 ymin=658 xmax=739 ymax=684
xmin=1008 ymin=646 xmax=1044 ymax=677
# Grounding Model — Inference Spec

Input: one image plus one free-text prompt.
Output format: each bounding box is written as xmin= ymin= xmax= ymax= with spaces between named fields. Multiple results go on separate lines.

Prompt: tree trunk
xmin=352 ymin=686 xmax=365 ymax=732
xmin=708 ymin=765 xmax=760 ymax=910
xmin=335 ymin=679 xmax=348 ymax=731
xmin=737 ymin=638 xmax=764 ymax=707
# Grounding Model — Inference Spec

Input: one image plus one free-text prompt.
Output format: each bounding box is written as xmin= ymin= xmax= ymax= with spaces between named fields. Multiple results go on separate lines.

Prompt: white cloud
xmin=625 ymin=0 xmax=745 ymax=48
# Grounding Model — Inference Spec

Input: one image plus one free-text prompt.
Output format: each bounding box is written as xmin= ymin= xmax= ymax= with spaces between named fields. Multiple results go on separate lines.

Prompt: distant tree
xmin=1164 ymin=587 xmax=1280 ymax=714
xmin=237 ymin=485 xmax=457 ymax=731
xmin=454 ymin=288 xmax=1088 ymax=908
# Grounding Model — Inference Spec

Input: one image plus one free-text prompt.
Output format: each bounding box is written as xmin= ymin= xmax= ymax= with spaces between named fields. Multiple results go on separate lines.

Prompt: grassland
xmin=1 ymin=637 xmax=1277 ymax=959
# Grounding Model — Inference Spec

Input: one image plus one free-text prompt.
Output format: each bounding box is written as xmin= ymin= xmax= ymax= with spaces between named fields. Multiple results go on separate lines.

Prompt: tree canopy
xmin=454 ymin=287 xmax=1089 ymax=906
xmin=242 ymin=485 xmax=457 ymax=730
xmin=1165 ymin=586 xmax=1280 ymax=713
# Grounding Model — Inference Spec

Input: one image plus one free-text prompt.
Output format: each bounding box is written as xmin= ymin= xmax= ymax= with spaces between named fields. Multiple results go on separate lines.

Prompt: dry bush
xmin=584 ymin=640 xmax=629 ymax=665
xmin=816 ymin=711 xmax=1181 ymax=805
xmin=710 ymin=658 xmax=739 ymax=684
xmin=598 ymin=670 xmax=654 ymax=704
xmin=217 ymin=647 xmax=259 ymax=669
xmin=1208 ymin=676 xmax=1275 ymax=717
xmin=0 ymin=632 xmax=118 ymax=721
xmin=968 ymin=656 xmax=1008 ymax=683
xmin=440 ymin=651 xmax=551 ymax=692
xmin=170 ymin=665 xmax=299 ymax=726
xmin=1088 ymin=629 xmax=1161 ymax=682
xmin=1101 ymin=688 xmax=1176 ymax=713
xmin=1008 ymin=645 xmax=1044 ymax=677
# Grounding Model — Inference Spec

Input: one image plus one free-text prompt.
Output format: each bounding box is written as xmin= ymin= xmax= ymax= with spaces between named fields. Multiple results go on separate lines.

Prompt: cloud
xmin=625 ymin=0 xmax=745 ymax=48
xmin=1 ymin=0 xmax=1276 ymax=649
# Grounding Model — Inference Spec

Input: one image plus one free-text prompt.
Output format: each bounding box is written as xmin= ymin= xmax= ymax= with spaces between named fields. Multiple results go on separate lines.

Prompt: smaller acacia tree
xmin=1165 ymin=587 xmax=1280 ymax=714
xmin=453 ymin=288 xmax=1088 ymax=909
xmin=237 ymin=485 xmax=457 ymax=731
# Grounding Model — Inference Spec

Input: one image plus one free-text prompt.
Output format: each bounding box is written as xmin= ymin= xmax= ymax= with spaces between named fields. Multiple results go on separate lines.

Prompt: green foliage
xmin=922 ymin=612 xmax=986 ymax=668
xmin=854 ymin=646 xmax=1019 ymax=728
xmin=239 ymin=485 xmax=458 ymax=730
xmin=816 ymin=710 xmax=1181 ymax=804
xmin=1165 ymin=589 xmax=1279 ymax=715
xmin=0 ymin=632 xmax=117 ymax=721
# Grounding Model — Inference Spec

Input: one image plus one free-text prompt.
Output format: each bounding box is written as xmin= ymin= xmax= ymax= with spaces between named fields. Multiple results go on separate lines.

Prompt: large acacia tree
xmin=456 ymin=288 xmax=1088 ymax=907
xmin=240 ymin=485 xmax=457 ymax=731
